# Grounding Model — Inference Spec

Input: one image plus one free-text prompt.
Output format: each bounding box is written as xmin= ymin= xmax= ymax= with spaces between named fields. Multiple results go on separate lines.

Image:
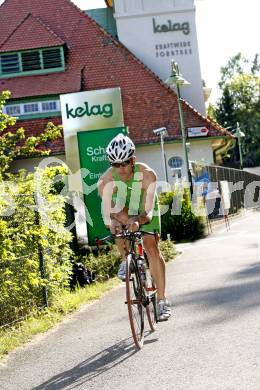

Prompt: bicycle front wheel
xmin=125 ymin=253 xmax=144 ymax=350
xmin=145 ymin=266 xmax=157 ymax=332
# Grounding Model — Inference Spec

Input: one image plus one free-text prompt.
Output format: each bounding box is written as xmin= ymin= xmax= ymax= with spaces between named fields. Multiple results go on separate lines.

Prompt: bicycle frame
xmin=96 ymin=228 xmax=158 ymax=349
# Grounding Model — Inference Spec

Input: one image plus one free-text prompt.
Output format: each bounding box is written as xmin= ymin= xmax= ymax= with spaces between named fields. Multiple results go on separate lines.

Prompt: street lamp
xmin=233 ymin=122 xmax=245 ymax=169
xmin=165 ymin=59 xmax=191 ymax=189
xmin=153 ymin=127 xmax=168 ymax=182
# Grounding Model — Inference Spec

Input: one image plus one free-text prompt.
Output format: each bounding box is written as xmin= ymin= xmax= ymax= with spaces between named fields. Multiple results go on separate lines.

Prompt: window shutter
xmin=21 ymin=51 xmax=41 ymax=71
xmin=42 ymin=48 xmax=62 ymax=69
xmin=0 ymin=47 xmax=64 ymax=77
xmin=1 ymin=53 xmax=20 ymax=74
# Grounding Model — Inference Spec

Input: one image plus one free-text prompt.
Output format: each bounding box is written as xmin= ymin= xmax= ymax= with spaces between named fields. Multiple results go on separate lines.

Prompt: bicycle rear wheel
xmin=125 ymin=253 xmax=144 ymax=350
xmin=145 ymin=266 xmax=157 ymax=332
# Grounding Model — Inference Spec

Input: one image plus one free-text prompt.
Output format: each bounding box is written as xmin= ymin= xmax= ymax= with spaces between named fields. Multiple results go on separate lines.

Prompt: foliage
xmin=159 ymin=239 xmax=177 ymax=262
xmin=207 ymin=103 xmax=217 ymax=121
xmin=0 ymin=90 xmax=62 ymax=179
xmin=83 ymin=244 xmax=122 ymax=280
xmin=159 ymin=190 xmax=205 ymax=242
xmin=0 ymin=170 xmax=73 ymax=327
xmin=210 ymin=53 xmax=260 ymax=167
xmin=214 ymin=86 xmax=237 ymax=130
xmin=0 ymin=91 xmax=75 ymax=327
xmin=80 ymin=236 xmax=177 ymax=280
xmin=0 ymin=279 xmax=119 ymax=357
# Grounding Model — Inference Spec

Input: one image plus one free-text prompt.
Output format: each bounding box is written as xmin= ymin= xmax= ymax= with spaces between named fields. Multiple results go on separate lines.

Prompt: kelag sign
xmin=60 ymin=87 xmax=125 ymax=244
xmin=77 ymin=127 xmax=127 ymax=244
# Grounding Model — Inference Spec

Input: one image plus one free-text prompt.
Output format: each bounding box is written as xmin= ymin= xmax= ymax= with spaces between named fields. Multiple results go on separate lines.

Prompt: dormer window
xmin=0 ymin=47 xmax=64 ymax=78
xmin=4 ymin=98 xmax=61 ymax=118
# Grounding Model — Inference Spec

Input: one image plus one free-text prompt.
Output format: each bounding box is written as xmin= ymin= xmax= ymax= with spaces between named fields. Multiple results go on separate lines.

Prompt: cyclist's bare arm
xmin=129 ymin=164 xmax=157 ymax=225
xmin=97 ymin=170 xmax=128 ymax=226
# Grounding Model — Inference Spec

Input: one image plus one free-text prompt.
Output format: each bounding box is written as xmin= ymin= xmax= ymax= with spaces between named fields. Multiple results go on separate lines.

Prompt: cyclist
xmin=97 ymin=133 xmax=171 ymax=321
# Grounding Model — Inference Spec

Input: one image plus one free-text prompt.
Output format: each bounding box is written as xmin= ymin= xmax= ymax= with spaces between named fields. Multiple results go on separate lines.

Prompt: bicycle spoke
xmin=145 ymin=265 xmax=158 ymax=331
xmin=126 ymin=254 xmax=144 ymax=350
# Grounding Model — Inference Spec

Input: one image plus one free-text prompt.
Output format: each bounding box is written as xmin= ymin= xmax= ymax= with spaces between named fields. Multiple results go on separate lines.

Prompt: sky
xmin=0 ymin=0 xmax=259 ymax=103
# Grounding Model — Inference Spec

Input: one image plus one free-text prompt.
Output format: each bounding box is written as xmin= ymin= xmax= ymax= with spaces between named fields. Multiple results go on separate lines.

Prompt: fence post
xmin=34 ymin=209 xmax=49 ymax=307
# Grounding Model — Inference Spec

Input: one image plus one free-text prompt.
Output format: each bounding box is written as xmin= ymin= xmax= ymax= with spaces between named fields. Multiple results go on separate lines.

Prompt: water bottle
xmin=137 ymin=257 xmax=146 ymax=281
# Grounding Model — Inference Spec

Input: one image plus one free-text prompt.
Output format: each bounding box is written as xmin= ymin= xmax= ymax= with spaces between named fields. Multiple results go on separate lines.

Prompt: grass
xmin=0 ymin=278 xmax=120 ymax=359
xmin=0 ymin=239 xmax=177 ymax=359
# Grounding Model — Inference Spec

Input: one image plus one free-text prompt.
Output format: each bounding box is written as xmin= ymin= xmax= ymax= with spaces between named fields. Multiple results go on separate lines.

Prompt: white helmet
xmin=106 ymin=133 xmax=135 ymax=163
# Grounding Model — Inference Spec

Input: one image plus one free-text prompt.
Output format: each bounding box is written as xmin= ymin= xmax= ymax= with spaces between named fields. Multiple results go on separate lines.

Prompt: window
xmin=168 ymin=156 xmax=183 ymax=168
xmin=24 ymin=103 xmax=39 ymax=113
xmin=3 ymin=99 xmax=60 ymax=117
xmin=42 ymin=101 xmax=57 ymax=111
xmin=5 ymin=105 xmax=21 ymax=115
xmin=0 ymin=47 xmax=64 ymax=77
xmin=42 ymin=48 xmax=62 ymax=69
xmin=1 ymin=53 xmax=20 ymax=74
xmin=21 ymin=51 xmax=41 ymax=71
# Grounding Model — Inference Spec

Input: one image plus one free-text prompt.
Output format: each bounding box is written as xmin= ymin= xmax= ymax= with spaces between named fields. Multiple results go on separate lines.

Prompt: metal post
xmin=234 ymin=122 xmax=245 ymax=170
xmin=165 ymin=59 xmax=192 ymax=194
xmin=176 ymin=84 xmax=190 ymax=187
xmin=238 ymin=136 xmax=243 ymax=169
xmin=160 ymin=133 xmax=168 ymax=182
xmin=34 ymin=206 xmax=48 ymax=307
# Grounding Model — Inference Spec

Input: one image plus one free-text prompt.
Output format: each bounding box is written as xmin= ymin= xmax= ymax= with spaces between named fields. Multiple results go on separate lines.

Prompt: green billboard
xmin=77 ymin=126 xmax=128 ymax=244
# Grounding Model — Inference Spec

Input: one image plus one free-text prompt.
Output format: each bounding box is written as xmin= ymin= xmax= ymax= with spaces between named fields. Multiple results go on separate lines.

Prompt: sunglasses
xmin=111 ymin=159 xmax=132 ymax=168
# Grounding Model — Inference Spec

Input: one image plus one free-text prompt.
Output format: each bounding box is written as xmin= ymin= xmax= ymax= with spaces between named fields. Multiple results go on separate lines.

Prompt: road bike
xmin=96 ymin=228 xmax=158 ymax=350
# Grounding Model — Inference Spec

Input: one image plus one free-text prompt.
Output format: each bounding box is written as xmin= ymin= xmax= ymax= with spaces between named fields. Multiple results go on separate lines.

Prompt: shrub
xmin=79 ymin=237 xmax=177 ymax=281
xmin=0 ymin=91 xmax=62 ymax=181
xmin=159 ymin=239 xmax=177 ymax=262
xmin=159 ymin=190 xmax=205 ymax=242
xmin=81 ymin=244 xmax=122 ymax=280
xmin=0 ymin=169 xmax=73 ymax=327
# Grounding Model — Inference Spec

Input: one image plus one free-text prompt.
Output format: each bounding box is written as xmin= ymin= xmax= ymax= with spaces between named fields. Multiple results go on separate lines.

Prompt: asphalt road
xmin=1 ymin=210 xmax=260 ymax=390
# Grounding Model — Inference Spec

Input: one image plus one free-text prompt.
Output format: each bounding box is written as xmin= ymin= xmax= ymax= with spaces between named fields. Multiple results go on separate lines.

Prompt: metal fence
xmin=192 ymin=163 xmax=260 ymax=220
xmin=0 ymin=194 xmax=49 ymax=328
xmin=0 ymin=190 xmax=77 ymax=329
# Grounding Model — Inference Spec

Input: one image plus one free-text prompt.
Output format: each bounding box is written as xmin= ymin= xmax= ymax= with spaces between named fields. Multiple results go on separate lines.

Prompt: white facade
xmin=11 ymin=140 xmax=214 ymax=182
xmin=10 ymin=155 xmax=66 ymax=173
xmin=113 ymin=0 xmax=206 ymax=115
xmin=11 ymin=139 xmax=214 ymax=180
xmin=135 ymin=139 xmax=214 ymax=186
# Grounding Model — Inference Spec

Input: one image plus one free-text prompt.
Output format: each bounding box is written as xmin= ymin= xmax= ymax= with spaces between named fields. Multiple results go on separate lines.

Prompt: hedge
xmin=159 ymin=190 xmax=205 ymax=242
xmin=0 ymin=168 xmax=73 ymax=327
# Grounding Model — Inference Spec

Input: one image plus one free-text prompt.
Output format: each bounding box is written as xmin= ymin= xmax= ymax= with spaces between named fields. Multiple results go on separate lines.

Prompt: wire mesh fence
xmin=192 ymin=163 xmax=260 ymax=221
xmin=0 ymin=189 xmax=73 ymax=329
xmin=0 ymin=194 xmax=49 ymax=328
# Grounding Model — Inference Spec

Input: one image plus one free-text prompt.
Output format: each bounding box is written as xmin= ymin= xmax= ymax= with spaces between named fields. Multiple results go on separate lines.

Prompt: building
xmin=0 ymin=0 xmax=232 ymax=183
xmin=112 ymin=0 xmax=206 ymax=115
xmin=87 ymin=0 xmax=211 ymax=116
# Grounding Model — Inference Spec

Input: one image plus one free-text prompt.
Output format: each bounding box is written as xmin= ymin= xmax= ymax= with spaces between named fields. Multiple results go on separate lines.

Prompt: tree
xmin=0 ymin=90 xmax=62 ymax=179
xmin=215 ymin=86 xmax=237 ymax=130
xmin=210 ymin=53 xmax=260 ymax=167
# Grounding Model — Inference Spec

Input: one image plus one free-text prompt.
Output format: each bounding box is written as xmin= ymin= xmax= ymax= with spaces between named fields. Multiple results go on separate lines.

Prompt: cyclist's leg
xmin=115 ymin=237 xmax=128 ymax=257
xmin=143 ymin=234 xmax=171 ymax=320
xmin=116 ymin=238 xmax=128 ymax=280
xmin=109 ymin=211 xmax=128 ymax=255
xmin=142 ymin=234 xmax=166 ymax=301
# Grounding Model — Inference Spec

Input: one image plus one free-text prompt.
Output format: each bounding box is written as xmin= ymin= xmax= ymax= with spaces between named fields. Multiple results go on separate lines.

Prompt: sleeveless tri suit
xmin=111 ymin=164 xmax=161 ymax=234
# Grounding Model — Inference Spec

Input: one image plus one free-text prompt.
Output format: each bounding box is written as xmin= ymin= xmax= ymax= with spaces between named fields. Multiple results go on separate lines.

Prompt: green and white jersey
xmin=111 ymin=164 xmax=161 ymax=234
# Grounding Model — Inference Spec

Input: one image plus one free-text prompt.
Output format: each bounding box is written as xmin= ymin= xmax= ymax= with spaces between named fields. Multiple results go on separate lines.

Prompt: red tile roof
xmin=1 ymin=67 xmax=82 ymax=98
xmin=0 ymin=0 xmax=232 ymax=152
xmin=0 ymin=13 xmax=64 ymax=52
xmin=10 ymin=117 xmax=65 ymax=155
